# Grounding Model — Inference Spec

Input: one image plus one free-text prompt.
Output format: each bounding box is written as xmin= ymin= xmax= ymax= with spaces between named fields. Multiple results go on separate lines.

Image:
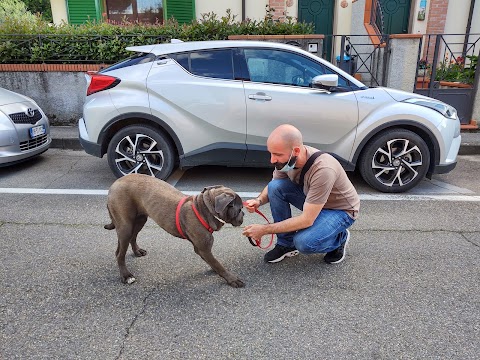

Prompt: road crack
xmin=460 ymin=232 xmax=480 ymax=248
xmin=115 ymin=285 xmax=158 ymax=360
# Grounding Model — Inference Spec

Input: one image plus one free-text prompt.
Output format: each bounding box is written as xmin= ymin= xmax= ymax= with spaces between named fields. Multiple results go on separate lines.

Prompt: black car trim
xmin=98 ymin=113 xmax=184 ymax=157
xmin=180 ymin=142 xmax=247 ymax=168
xmin=431 ymin=161 xmax=457 ymax=174
xmin=351 ymin=120 xmax=441 ymax=171
xmin=79 ymin=135 xmax=102 ymax=157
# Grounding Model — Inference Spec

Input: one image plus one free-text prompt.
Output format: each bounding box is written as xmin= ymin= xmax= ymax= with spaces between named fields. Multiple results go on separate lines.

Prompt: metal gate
xmin=414 ymin=34 xmax=480 ymax=125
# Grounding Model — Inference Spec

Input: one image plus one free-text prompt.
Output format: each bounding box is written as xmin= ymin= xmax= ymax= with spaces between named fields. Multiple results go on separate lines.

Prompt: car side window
xmin=243 ymin=49 xmax=326 ymax=87
xmin=170 ymin=50 xmax=234 ymax=80
xmin=243 ymin=48 xmax=351 ymax=88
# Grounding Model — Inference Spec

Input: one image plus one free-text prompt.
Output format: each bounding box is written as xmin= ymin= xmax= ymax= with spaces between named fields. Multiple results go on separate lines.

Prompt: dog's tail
xmin=104 ymin=203 xmax=115 ymax=230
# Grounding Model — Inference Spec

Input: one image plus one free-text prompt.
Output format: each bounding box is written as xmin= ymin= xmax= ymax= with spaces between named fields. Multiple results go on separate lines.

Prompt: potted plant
xmin=434 ymin=55 xmax=477 ymax=88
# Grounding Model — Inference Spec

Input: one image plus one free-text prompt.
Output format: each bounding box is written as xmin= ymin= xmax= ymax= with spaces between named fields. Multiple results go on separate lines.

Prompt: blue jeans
xmin=268 ymin=179 xmax=355 ymax=254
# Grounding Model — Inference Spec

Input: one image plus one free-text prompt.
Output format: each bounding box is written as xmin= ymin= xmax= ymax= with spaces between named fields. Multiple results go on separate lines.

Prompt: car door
xmin=146 ymin=48 xmax=247 ymax=166
xmin=243 ymin=48 xmax=359 ymax=166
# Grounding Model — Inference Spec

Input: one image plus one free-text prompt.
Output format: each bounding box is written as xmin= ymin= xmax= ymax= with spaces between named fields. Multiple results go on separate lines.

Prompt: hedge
xmin=0 ymin=10 xmax=314 ymax=64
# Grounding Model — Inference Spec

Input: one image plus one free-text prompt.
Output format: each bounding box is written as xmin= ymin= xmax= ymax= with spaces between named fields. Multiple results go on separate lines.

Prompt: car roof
xmin=126 ymin=40 xmax=306 ymax=55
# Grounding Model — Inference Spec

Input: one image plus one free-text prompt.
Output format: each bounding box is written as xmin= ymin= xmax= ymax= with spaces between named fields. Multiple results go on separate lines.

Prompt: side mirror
xmin=311 ymin=74 xmax=339 ymax=91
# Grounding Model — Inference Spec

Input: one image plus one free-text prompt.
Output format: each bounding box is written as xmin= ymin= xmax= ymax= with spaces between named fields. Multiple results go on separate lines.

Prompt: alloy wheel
xmin=371 ymin=138 xmax=423 ymax=188
xmin=114 ymin=133 xmax=165 ymax=177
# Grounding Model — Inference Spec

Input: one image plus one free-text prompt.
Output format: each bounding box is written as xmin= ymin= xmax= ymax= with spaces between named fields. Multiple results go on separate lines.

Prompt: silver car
xmin=0 ymin=87 xmax=51 ymax=166
xmin=79 ymin=40 xmax=460 ymax=193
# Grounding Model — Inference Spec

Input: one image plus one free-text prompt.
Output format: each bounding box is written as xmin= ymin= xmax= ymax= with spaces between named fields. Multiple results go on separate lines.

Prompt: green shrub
xmin=0 ymin=8 xmax=314 ymax=64
xmin=0 ymin=0 xmax=38 ymax=25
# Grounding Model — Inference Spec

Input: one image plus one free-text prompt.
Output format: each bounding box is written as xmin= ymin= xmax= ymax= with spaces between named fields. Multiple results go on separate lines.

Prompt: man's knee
xmin=267 ymin=179 xmax=288 ymax=197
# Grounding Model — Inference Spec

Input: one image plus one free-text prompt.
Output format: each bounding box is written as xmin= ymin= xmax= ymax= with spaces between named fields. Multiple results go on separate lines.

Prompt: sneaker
xmin=324 ymin=229 xmax=350 ymax=264
xmin=264 ymin=244 xmax=299 ymax=263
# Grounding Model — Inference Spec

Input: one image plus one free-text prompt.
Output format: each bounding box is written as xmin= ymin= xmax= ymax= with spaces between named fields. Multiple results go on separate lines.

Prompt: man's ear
xmin=214 ymin=193 xmax=234 ymax=213
xmin=293 ymin=146 xmax=301 ymax=156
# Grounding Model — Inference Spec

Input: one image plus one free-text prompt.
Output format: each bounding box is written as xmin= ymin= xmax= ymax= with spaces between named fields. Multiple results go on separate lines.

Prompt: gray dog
xmin=105 ymin=174 xmax=245 ymax=287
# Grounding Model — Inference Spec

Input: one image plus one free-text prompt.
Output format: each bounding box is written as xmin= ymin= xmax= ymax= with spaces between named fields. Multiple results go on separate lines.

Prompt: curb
xmin=51 ymin=138 xmax=83 ymax=150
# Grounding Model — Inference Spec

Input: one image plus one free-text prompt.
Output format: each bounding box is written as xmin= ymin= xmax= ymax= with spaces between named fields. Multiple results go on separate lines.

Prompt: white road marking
xmin=1 ymin=188 xmax=480 ymax=202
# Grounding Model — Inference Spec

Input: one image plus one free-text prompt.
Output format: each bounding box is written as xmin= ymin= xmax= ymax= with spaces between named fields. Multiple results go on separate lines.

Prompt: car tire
xmin=107 ymin=125 xmax=175 ymax=180
xmin=359 ymin=129 xmax=430 ymax=193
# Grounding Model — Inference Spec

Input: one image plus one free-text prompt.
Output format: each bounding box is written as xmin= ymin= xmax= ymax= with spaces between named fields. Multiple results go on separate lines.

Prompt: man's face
xmin=267 ymin=141 xmax=298 ymax=170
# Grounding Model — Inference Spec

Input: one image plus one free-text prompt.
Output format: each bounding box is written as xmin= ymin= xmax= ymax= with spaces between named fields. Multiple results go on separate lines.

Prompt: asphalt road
xmin=1 ymin=149 xmax=479 ymax=359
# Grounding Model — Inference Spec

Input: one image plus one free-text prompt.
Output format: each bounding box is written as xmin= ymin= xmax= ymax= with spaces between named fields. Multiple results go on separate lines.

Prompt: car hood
xmin=0 ymin=87 xmax=33 ymax=106
xmin=381 ymin=87 xmax=433 ymax=102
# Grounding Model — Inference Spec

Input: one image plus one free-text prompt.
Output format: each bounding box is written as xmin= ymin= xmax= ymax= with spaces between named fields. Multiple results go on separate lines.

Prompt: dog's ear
xmin=202 ymin=185 xmax=223 ymax=193
xmin=214 ymin=193 xmax=234 ymax=213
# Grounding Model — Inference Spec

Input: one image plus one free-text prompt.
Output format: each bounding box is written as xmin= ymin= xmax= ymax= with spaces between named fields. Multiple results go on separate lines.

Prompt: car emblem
xmin=25 ymin=108 xmax=35 ymax=117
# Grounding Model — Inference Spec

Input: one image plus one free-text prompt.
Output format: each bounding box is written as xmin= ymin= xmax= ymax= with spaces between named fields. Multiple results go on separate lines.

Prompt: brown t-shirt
xmin=273 ymin=146 xmax=360 ymax=218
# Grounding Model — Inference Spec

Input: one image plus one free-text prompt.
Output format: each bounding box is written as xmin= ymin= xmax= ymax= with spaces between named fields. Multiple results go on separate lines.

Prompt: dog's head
xmin=201 ymin=185 xmax=244 ymax=226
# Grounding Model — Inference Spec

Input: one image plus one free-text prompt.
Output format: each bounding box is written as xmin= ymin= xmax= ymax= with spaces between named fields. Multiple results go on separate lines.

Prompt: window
xmin=100 ymin=53 xmax=155 ymax=73
xmin=244 ymin=49 xmax=349 ymax=88
xmin=106 ymin=0 xmax=164 ymax=24
xmin=170 ymin=50 xmax=234 ymax=80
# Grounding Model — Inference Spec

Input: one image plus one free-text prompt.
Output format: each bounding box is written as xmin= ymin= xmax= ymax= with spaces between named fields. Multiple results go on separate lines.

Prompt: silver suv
xmin=79 ymin=40 xmax=460 ymax=193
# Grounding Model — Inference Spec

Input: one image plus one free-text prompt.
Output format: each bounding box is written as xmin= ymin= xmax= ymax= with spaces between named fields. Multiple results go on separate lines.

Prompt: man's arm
xmin=242 ymin=202 xmax=324 ymax=239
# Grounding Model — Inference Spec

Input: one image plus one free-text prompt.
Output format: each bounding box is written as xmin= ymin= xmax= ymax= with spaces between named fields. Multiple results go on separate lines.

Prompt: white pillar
xmin=50 ymin=0 xmax=68 ymax=25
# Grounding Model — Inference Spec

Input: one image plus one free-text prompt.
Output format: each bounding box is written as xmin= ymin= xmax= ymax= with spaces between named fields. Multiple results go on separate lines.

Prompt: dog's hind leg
xmin=130 ymin=215 xmax=148 ymax=257
xmin=115 ymin=225 xmax=137 ymax=284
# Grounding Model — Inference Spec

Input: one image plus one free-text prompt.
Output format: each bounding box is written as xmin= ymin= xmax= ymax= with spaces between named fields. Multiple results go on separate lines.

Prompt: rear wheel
xmin=359 ymin=129 xmax=430 ymax=193
xmin=107 ymin=125 xmax=175 ymax=180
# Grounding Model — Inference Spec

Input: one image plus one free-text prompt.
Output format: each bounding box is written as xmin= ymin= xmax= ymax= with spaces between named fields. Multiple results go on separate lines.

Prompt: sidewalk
xmin=50 ymin=126 xmax=480 ymax=155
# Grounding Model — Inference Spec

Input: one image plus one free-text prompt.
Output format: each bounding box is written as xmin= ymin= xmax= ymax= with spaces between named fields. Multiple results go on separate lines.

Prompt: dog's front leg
xmin=194 ymin=245 xmax=245 ymax=288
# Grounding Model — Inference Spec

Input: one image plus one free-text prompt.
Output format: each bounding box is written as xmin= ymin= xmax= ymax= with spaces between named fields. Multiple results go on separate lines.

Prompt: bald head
xmin=267 ymin=124 xmax=303 ymax=150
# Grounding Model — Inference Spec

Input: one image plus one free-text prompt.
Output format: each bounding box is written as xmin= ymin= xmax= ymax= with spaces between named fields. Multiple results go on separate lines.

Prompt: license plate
xmin=29 ymin=125 xmax=46 ymax=138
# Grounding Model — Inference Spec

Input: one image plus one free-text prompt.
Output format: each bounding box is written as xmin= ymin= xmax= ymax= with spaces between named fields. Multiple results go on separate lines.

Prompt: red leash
xmin=243 ymin=201 xmax=274 ymax=250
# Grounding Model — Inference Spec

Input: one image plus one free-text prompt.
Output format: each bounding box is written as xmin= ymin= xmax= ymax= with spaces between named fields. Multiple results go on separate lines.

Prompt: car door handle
xmin=248 ymin=93 xmax=272 ymax=101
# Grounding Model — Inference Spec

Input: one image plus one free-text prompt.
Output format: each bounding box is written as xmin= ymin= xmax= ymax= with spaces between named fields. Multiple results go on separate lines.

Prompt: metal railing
xmin=416 ymin=33 xmax=480 ymax=91
xmin=370 ymin=0 xmax=385 ymax=37
xmin=0 ymin=34 xmax=168 ymax=64
xmin=324 ymin=34 xmax=390 ymax=87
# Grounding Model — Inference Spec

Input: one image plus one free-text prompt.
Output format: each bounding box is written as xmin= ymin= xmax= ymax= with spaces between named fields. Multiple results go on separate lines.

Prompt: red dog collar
xmin=176 ymin=196 xmax=214 ymax=239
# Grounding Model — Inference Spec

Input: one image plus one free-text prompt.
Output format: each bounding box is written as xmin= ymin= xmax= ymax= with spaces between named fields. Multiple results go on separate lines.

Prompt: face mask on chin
xmin=275 ymin=149 xmax=297 ymax=172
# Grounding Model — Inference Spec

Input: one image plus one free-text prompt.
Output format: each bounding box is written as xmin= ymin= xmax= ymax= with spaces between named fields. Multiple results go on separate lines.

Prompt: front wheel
xmin=359 ymin=129 xmax=430 ymax=193
xmin=107 ymin=125 xmax=175 ymax=180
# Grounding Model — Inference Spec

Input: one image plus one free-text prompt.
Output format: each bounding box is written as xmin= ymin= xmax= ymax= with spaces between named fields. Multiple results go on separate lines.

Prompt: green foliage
xmin=0 ymin=0 xmax=38 ymax=25
xmin=435 ymin=55 xmax=478 ymax=85
xmin=22 ymin=0 xmax=52 ymax=22
xmin=0 ymin=8 xmax=314 ymax=64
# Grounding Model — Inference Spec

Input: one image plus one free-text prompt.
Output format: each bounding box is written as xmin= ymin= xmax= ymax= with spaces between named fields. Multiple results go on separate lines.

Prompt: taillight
xmin=86 ymin=73 xmax=120 ymax=96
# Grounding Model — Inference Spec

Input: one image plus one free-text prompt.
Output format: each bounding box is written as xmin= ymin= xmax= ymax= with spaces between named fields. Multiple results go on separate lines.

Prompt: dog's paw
xmin=122 ymin=276 xmax=137 ymax=284
xmin=228 ymin=278 xmax=245 ymax=288
xmin=133 ymin=248 xmax=147 ymax=257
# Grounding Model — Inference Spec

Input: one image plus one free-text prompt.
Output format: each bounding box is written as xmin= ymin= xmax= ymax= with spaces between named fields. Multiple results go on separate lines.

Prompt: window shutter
xmin=164 ymin=0 xmax=195 ymax=24
xmin=67 ymin=0 xmax=100 ymax=25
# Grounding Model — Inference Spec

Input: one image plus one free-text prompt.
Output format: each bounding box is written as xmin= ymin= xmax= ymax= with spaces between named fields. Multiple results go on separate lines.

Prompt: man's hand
xmin=243 ymin=198 xmax=261 ymax=213
xmin=242 ymin=224 xmax=267 ymax=240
